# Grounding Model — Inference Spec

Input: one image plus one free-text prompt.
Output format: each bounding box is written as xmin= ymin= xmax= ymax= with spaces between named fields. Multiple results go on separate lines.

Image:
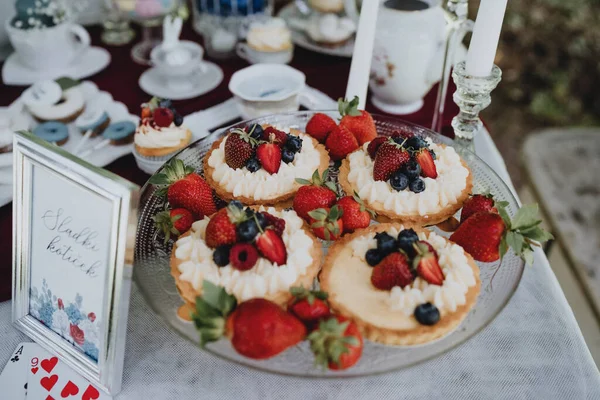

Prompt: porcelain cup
xmin=5 ymin=18 xmax=91 ymax=71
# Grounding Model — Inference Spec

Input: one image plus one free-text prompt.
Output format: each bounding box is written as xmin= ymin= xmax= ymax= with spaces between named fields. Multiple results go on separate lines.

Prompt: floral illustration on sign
xmin=29 ymin=279 xmax=100 ymax=362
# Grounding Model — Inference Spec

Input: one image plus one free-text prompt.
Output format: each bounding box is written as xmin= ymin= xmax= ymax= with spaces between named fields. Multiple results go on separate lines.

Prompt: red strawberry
xmin=230 ymin=243 xmax=259 ymax=271
xmin=230 ymin=298 xmax=307 ymax=359
xmin=149 ymin=159 xmax=217 ymax=218
xmin=153 ymin=107 xmax=174 ymax=127
xmin=460 ymin=193 xmax=497 ymax=223
xmin=373 ymin=139 xmax=411 ymax=181
xmin=308 ymin=315 xmax=363 ymax=370
xmin=450 ymin=212 xmax=505 ymax=262
xmin=370 ymin=252 xmax=414 ymax=290
xmin=256 ymin=229 xmax=287 ymax=265
xmin=413 ymin=241 xmax=444 ymax=285
xmin=288 ymin=286 xmax=330 ymax=324
xmin=293 ymin=169 xmax=337 ymax=221
xmin=204 ymin=204 xmax=246 ymax=248
xmin=366 ymin=136 xmax=388 ymax=159
xmin=262 ymin=126 xmax=287 ymax=146
xmin=414 ymin=149 xmax=438 ymax=179
xmin=325 ymin=124 xmax=359 ymax=161
xmin=338 ymin=97 xmax=377 ymax=145
xmin=224 ymin=128 xmax=257 ymax=169
xmin=306 ymin=113 xmax=337 ymax=143
xmin=256 ymin=143 xmax=282 ymax=174
xmin=308 ymin=206 xmax=344 ymax=241
xmin=153 ymin=208 xmax=194 ymax=244
xmin=336 ymin=193 xmax=374 ymax=233
xmin=261 ymin=212 xmax=286 ymax=236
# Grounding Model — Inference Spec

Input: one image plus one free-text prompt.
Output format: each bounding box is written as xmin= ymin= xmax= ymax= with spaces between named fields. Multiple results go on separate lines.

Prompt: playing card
xmin=27 ymin=354 xmax=111 ymax=400
xmin=0 ymin=342 xmax=50 ymax=400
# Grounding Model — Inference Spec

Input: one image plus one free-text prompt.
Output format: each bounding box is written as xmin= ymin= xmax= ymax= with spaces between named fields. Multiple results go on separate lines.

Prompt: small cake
xmin=204 ymin=124 xmax=330 ymax=207
xmin=246 ymin=18 xmax=293 ymax=53
xmin=33 ymin=121 xmax=69 ymax=146
xmin=134 ymin=97 xmax=191 ymax=159
xmin=27 ymin=85 xmax=85 ymax=123
xmin=75 ymin=109 xmax=111 ymax=137
xmin=305 ymin=14 xmax=356 ymax=47
xmin=338 ymin=135 xmax=473 ymax=226
xmin=320 ymin=223 xmax=481 ymax=345
xmin=171 ymin=202 xmax=322 ymax=307
xmin=308 ymin=0 xmax=344 ymax=13
xmin=103 ymin=121 xmax=136 ymax=145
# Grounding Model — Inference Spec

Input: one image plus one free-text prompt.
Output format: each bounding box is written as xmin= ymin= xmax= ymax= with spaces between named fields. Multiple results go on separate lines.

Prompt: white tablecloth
xmin=1 ymin=130 xmax=599 ymax=399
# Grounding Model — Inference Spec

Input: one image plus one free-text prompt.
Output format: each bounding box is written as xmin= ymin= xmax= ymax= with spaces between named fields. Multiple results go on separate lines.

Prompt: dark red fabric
xmin=0 ymin=23 xmax=459 ymax=302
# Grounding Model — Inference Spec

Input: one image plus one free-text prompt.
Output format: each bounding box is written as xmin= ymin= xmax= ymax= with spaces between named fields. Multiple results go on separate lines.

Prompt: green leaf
xmin=523 ymin=248 xmax=535 ymax=266
xmin=312 ymin=169 xmax=321 ymax=185
xmin=55 ymin=77 xmax=80 ymax=91
xmin=505 ymin=231 xmax=524 ymax=256
xmin=321 ymin=168 xmax=329 ymax=182
xmin=511 ymin=204 xmax=542 ymax=230
xmin=324 ymin=182 xmax=338 ymax=194
xmin=520 ymin=226 xmax=554 ymax=243
xmin=308 ymin=209 xmax=328 ymax=221
xmin=295 ymin=178 xmax=312 ymax=185
xmin=499 ymin=236 xmax=508 ymax=258
xmin=148 ymin=173 xmax=169 ymax=185
xmin=497 ymin=203 xmax=512 ymax=229
xmin=202 ymin=280 xmax=236 ymax=316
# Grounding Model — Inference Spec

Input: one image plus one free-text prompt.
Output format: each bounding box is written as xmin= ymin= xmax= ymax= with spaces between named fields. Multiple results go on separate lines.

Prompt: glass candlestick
xmin=451 ymin=60 xmax=502 ymax=151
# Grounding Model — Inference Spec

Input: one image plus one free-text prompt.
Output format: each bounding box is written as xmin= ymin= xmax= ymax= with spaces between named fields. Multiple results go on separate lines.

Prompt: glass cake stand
xmin=134 ymin=112 xmax=524 ymax=377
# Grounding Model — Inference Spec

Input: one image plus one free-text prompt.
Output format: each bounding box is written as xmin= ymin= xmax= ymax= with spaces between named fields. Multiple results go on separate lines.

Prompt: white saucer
xmin=2 ymin=46 xmax=111 ymax=86
xmin=138 ymin=62 xmax=224 ymax=100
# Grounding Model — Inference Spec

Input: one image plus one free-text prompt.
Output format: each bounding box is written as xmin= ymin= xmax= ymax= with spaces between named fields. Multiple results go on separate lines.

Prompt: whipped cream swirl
xmin=134 ymin=122 xmax=188 ymax=148
xmin=174 ymin=207 xmax=315 ymax=302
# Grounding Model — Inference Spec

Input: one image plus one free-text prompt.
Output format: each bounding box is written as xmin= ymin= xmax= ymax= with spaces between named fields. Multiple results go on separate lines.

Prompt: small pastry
xmin=103 ymin=121 xmax=136 ymax=145
xmin=308 ymin=0 xmax=344 ymax=13
xmin=133 ymin=97 xmax=191 ymax=159
xmin=305 ymin=14 xmax=356 ymax=48
xmin=75 ymin=109 xmax=111 ymax=137
xmin=338 ymin=135 xmax=473 ymax=226
xmin=203 ymin=124 xmax=330 ymax=207
xmin=171 ymin=203 xmax=322 ymax=307
xmin=320 ymin=223 xmax=481 ymax=345
xmin=246 ymin=18 xmax=293 ymax=53
xmin=33 ymin=121 xmax=69 ymax=145
xmin=27 ymin=85 xmax=85 ymax=123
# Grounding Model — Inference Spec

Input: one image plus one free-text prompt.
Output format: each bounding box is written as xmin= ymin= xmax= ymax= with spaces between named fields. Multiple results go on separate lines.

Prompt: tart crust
xmin=338 ymin=144 xmax=473 ymax=226
xmin=203 ymin=129 xmax=330 ymax=206
xmin=170 ymin=210 xmax=323 ymax=308
xmin=135 ymin=129 xmax=192 ymax=157
xmin=320 ymin=223 xmax=481 ymax=346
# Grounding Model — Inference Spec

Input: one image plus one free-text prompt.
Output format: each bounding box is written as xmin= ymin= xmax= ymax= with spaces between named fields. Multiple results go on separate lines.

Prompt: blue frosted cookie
xmin=33 ymin=121 xmax=69 ymax=145
xmin=103 ymin=121 xmax=136 ymax=145
xmin=75 ymin=110 xmax=111 ymax=137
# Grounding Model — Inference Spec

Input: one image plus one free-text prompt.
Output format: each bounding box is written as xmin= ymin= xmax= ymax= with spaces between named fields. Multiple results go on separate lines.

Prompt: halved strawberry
xmin=256 ymin=143 xmax=282 ymax=174
xmin=373 ymin=139 xmax=411 ymax=181
xmin=261 ymin=126 xmax=288 ymax=146
xmin=415 ymin=149 xmax=438 ymax=179
xmin=460 ymin=193 xmax=497 ymax=223
xmin=306 ymin=113 xmax=337 ymax=143
xmin=366 ymin=136 xmax=388 ymax=159
xmin=225 ymin=128 xmax=257 ymax=169
xmin=413 ymin=241 xmax=444 ymax=285
xmin=370 ymin=252 xmax=413 ymax=290
xmin=256 ymin=229 xmax=287 ymax=265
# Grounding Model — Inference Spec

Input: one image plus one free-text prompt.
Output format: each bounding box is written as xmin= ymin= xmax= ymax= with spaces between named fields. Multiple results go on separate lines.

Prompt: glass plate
xmin=134 ymin=112 xmax=524 ymax=377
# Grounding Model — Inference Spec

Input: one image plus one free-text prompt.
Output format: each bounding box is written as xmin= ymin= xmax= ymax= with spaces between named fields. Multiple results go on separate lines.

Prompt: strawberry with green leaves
xmin=325 ymin=124 xmax=359 ymax=161
xmin=460 ymin=193 xmax=498 ymax=223
xmin=293 ymin=169 xmax=338 ymax=221
xmin=338 ymin=97 xmax=377 ymax=145
xmin=450 ymin=202 xmax=553 ymax=265
xmin=224 ymin=128 xmax=259 ymax=169
xmin=308 ymin=315 xmax=363 ymax=370
xmin=204 ymin=203 xmax=248 ymax=248
xmin=336 ymin=192 xmax=375 ymax=233
xmin=373 ymin=138 xmax=411 ymax=181
xmin=153 ymin=208 xmax=194 ymax=244
xmin=308 ymin=206 xmax=344 ymax=241
xmin=288 ymin=286 xmax=330 ymax=325
xmin=149 ymin=159 xmax=218 ymax=218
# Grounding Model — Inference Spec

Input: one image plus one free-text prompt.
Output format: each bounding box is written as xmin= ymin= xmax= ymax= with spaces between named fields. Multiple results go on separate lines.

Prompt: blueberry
xmin=365 ymin=248 xmax=383 ymax=266
xmin=159 ymin=99 xmax=172 ymax=108
xmin=213 ymin=245 xmax=231 ymax=267
xmin=254 ymin=212 xmax=268 ymax=229
xmin=409 ymin=178 xmax=426 ymax=193
xmin=282 ymin=148 xmax=295 ymax=164
xmin=173 ymin=113 xmax=184 ymax=127
xmin=237 ymin=219 xmax=259 ymax=242
xmin=375 ymin=232 xmax=396 ymax=254
xmin=229 ymin=200 xmax=243 ymax=210
xmin=246 ymin=157 xmax=261 ymax=172
xmin=402 ymin=161 xmax=421 ymax=180
xmin=285 ymin=135 xmax=302 ymax=153
xmin=429 ymin=149 xmax=436 ymax=160
xmin=247 ymin=124 xmax=263 ymax=140
xmin=389 ymin=172 xmax=409 ymax=191
xmin=414 ymin=303 xmax=440 ymax=326
xmin=406 ymin=136 xmax=428 ymax=151
xmin=397 ymin=228 xmax=419 ymax=254
xmin=244 ymin=208 xmax=255 ymax=218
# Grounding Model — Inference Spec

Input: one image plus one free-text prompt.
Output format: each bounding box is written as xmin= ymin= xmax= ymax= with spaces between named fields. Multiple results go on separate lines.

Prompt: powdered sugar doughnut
xmin=27 ymin=87 xmax=85 ymax=123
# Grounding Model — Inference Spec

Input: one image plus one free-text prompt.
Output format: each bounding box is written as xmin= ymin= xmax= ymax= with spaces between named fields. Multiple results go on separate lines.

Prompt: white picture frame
xmin=11 ymin=131 xmax=139 ymax=395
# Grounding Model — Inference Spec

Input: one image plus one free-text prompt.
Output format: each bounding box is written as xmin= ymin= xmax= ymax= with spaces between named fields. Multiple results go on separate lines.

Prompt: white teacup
xmin=369 ymin=0 xmax=447 ymax=114
xmin=229 ymin=64 xmax=308 ymax=119
xmin=236 ymin=43 xmax=294 ymax=65
xmin=5 ymin=18 xmax=90 ymax=71
xmin=150 ymin=40 xmax=207 ymax=90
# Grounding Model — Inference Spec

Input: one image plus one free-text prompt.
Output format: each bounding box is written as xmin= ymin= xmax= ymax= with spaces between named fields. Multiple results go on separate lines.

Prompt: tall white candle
xmin=465 ymin=0 xmax=508 ymax=77
xmin=345 ymin=0 xmax=379 ymax=109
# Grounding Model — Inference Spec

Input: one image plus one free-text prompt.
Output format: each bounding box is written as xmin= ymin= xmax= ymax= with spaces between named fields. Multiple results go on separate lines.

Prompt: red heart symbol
xmin=41 ymin=356 xmax=58 ymax=373
xmin=46 ymin=396 xmax=55 ymax=400
xmin=41 ymin=374 xmax=58 ymax=391
xmin=60 ymin=380 xmax=79 ymax=398
xmin=31 ymin=367 xmax=39 ymax=374
xmin=82 ymin=385 xmax=100 ymax=400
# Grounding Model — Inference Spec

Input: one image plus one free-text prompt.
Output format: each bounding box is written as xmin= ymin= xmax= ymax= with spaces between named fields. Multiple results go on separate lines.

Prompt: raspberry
xmin=229 ymin=243 xmax=259 ymax=271
xmin=261 ymin=212 xmax=286 ymax=236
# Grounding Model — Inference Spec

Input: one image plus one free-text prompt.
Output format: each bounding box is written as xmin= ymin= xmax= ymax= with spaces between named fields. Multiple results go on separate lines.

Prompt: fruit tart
xmin=320 ymin=223 xmax=481 ymax=345
xmin=170 ymin=201 xmax=323 ymax=308
xmin=338 ymin=133 xmax=473 ymax=226
xmin=203 ymin=124 xmax=330 ymax=206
